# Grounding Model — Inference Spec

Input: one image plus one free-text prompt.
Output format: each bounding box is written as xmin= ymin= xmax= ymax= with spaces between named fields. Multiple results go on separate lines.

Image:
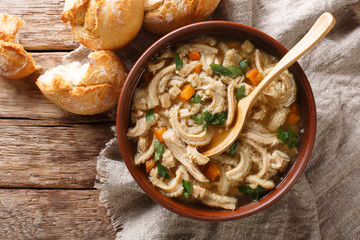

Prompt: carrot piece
xmin=144 ymin=72 xmax=153 ymax=84
xmin=287 ymin=112 xmax=301 ymax=125
xmin=193 ymin=63 xmax=202 ymax=74
xmin=154 ymin=127 xmax=167 ymax=142
xmin=205 ymin=163 xmax=221 ymax=181
xmin=188 ymin=49 xmax=201 ymax=61
xmin=290 ymin=102 xmax=300 ymax=114
xmin=178 ymin=85 xmax=195 ymax=101
xmin=246 ymin=68 xmax=262 ymax=85
xmin=145 ymin=158 xmax=156 ymax=174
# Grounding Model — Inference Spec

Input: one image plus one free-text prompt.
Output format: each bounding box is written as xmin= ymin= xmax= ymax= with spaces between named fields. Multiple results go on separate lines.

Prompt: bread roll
xmin=36 ymin=50 xmax=127 ymax=115
xmin=61 ymin=0 xmax=144 ymax=51
xmin=0 ymin=14 xmax=40 ymax=79
xmin=143 ymin=0 xmax=221 ymax=35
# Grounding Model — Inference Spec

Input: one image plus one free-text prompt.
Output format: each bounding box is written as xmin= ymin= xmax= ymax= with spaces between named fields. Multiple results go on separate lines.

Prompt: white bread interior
xmin=36 ymin=50 xmax=127 ymax=115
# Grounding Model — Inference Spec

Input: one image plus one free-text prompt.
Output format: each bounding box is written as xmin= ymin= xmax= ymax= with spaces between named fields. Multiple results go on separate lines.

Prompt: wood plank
xmin=0 ymin=52 xmax=115 ymax=122
xmin=0 ymin=189 xmax=116 ymax=239
xmin=0 ymin=120 xmax=115 ymax=188
xmin=0 ymin=0 xmax=79 ymax=50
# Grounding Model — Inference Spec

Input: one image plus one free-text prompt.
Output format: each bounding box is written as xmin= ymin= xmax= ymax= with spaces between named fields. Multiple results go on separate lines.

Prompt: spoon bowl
xmin=201 ymin=12 xmax=335 ymax=157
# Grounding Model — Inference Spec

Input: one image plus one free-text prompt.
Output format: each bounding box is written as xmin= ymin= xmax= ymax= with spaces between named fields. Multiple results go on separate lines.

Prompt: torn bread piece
xmin=61 ymin=0 xmax=144 ymax=50
xmin=0 ymin=14 xmax=40 ymax=79
xmin=144 ymin=0 xmax=221 ymax=35
xmin=36 ymin=50 xmax=127 ymax=115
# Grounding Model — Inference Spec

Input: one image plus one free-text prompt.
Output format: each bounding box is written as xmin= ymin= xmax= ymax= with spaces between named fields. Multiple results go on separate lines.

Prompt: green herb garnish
xmin=190 ymin=113 xmax=205 ymax=124
xmin=227 ymin=65 xmax=244 ymax=77
xmin=235 ymin=84 xmax=246 ymax=100
xmin=210 ymin=59 xmax=250 ymax=78
xmin=239 ymin=59 xmax=250 ymax=71
xmin=153 ymin=139 xmax=169 ymax=178
xmin=204 ymin=111 xmax=214 ymax=125
xmin=210 ymin=111 xmax=228 ymax=125
xmin=145 ymin=109 xmax=155 ymax=122
xmin=277 ymin=127 xmax=299 ymax=149
xmin=191 ymin=110 xmax=228 ymax=129
xmin=154 ymin=139 xmax=164 ymax=161
xmin=174 ymin=53 xmax=183 ymax=71
xmin=210 ymin=64 xmax=243 ymax=77
xmin=228 ymin=141 xmax=238 ymax=156
xmin=182 ymin=179 xmax=193 ymax=198
xmin=190 ymin=94 xmax=202 ymax=104
xmin=238 ymin=185 xmax=266 ymax=202
xmin=156 ymin=161 xmax=169 ymax=179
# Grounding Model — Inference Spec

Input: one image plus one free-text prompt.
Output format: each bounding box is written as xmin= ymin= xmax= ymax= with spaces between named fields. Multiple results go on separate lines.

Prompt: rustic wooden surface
xmin=0 ymin=0 xmax=117 ymax=238
xmin=0 ymin=190 xmax=116 ymax=239
xmin=0 ymin=0 xmax=79 ymax=50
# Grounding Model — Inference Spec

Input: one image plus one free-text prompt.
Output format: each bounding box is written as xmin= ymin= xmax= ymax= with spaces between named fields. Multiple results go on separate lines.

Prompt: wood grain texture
xmin=0 ymin=0 xmax=79 ymax=50
xmin=0 ymin=189 xmax=116 ymax=239
xmin=0 ymin=119 xmax=114 ymax=188
xmin=0 ymin=52 xmax=115 ymax=122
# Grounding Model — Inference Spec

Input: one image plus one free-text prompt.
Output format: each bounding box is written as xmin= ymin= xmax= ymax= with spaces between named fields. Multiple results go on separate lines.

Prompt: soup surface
xmin=127 ymin=36 xmax=302 ymax=210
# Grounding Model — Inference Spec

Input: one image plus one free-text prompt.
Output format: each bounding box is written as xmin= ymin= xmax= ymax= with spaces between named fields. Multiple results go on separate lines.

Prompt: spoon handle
xmin=247 ymin=12 xmax=336 ymax=103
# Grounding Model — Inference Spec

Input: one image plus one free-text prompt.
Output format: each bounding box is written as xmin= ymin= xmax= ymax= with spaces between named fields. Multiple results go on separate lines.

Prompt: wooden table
xmin=1 ymin=1 xmax=117 ymax=238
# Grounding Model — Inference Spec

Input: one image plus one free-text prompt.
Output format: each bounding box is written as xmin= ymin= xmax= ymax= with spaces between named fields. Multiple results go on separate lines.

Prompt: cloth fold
xmin=92 ymin=1 xmax=360 ymax=239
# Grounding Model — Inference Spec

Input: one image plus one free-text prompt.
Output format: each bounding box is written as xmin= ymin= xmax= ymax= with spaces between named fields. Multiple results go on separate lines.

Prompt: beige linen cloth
xmin=72 ymin=1 xmax=360 ymax=239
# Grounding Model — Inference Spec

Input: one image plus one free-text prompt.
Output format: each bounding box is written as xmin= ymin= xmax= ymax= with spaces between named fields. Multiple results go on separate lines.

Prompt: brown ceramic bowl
xmin=117 ymin=21 xmax=316 ymax=221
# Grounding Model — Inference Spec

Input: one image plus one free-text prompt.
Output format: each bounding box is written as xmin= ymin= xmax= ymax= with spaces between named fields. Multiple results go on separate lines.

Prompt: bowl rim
xmin=117 ymin=20 xmax=316 ymax=221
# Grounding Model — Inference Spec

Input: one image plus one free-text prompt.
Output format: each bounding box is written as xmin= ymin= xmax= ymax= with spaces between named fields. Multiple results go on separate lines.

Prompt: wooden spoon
xmin=202 ymin=12 xmax=335 ymax=157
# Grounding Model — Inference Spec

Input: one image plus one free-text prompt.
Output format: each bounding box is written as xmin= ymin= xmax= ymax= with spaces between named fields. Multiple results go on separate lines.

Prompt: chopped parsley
xmin=154 ymin=139 xmax=169 ymax=178
xmin=277 ymin=127 xmax=299 ymax=149
xmin=156 ymin=161 xmax=169 ymax=179
xmin=238 ymin=185 xmax=266 ymax=202
xmin=182 ymin=179 xmax=193 ymax=198
xmin=239 ymin=59 xmax=250 ymax=71
xmin=228 ymin=141 xmax=238 ymax=156
xmin=210 ymin=59 xmax=250 ymax=78
xmin=210 ymin=64 xmax=243 ymax=77
xmin=190 ymin=113 xmax=205 ymax=124
xmin=154 ymin=139 xmax=164 ymax=162
xmin=190 ymin=110 xmax=228 ymax=129
xmin=235 ymin=84 xmax=246 ymax=100
xmin=174 ymin=53 xmax=183 ymax=71
xmin=190 ymin=94 xmax=202 ymax=104
xmin=145 ymin=109 xmax=155 ymax=122
xmin=210 ymin=111 xmax=228 ymax=125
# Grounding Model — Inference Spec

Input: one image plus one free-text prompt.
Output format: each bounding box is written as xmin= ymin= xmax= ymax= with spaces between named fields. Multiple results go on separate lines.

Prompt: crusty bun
xmin=143 ymin=0 xmax=221 ymax=35
xmin=36 ymin=50 xmax=127 ymax=115
xmin=0 ymin=14 xmax=40 ymax=79
xmin=61 ymin=0 xmax=144 ymax=51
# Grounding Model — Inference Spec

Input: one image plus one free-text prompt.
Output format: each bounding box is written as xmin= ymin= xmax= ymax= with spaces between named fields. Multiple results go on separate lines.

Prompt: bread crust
xmin=36 ymin=50 xmax=128 ymax=115
xmin=61 ymin=0 xmax=144 ymax=51
xmin=143 ymin=0 xmax=221 ymax=35
xmin=0 ymin=14 xmax=40 ymax=79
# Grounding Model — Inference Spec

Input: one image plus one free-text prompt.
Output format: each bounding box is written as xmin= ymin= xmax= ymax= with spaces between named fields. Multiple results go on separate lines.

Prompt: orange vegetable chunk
xmin=178 ymin=85 xmax=195 ymax=101
xmin=246 ymin=68 xmax=263 ymax=85
xmin=287 ymin=112 xmax=301 ymax=125
xmin=205 ymin=163 xmax=221 ymax=181
xmin=188 ymin=49 xmax=201 ymax=60
xmin=145 ymin=158 xmax=156 ymax=174
xmin=154 ymin=127 xmax=167 ymax=142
